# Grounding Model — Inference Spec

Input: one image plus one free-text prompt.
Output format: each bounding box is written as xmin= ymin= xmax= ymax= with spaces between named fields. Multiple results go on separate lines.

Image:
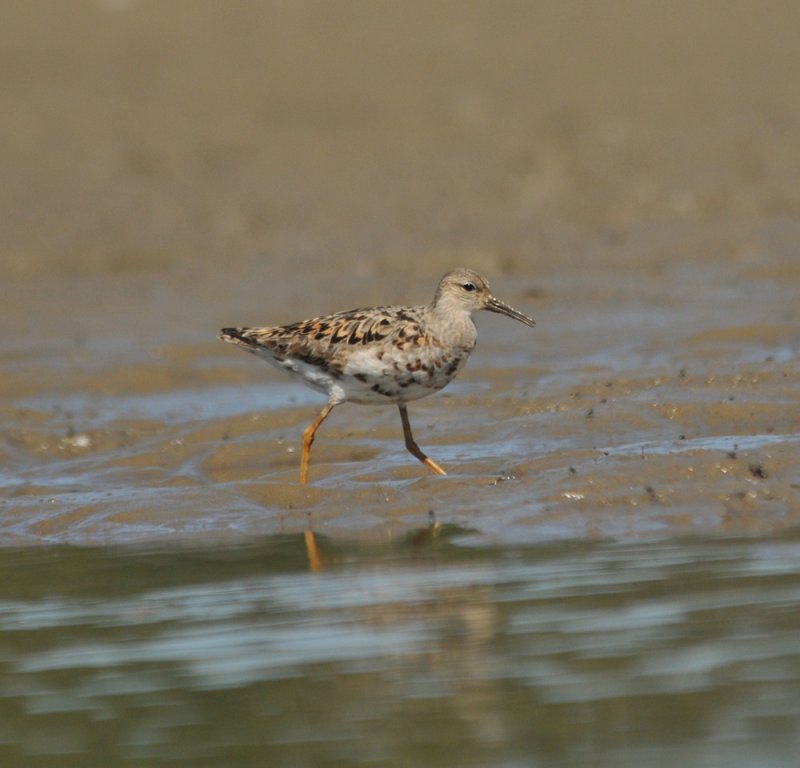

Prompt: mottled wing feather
xmin=224 ymin=306 xmax=430 ymax=373
xmin=287 ymin=307 xmax=431 ymax=346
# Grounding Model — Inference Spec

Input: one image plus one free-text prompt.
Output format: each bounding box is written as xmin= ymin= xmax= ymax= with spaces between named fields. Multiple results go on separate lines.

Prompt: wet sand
xmin=2 ymin=1 xmax=799 ymax=545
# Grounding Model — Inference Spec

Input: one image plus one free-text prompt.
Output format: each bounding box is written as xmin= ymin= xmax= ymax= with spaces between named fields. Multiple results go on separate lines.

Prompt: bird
xmin=219 ymin=267 xmax=535 ymax=483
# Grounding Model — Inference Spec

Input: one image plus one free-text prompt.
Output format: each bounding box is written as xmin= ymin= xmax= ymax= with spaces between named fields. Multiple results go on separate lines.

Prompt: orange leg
xmin=398 ymin=404 xmax=447 ymax=476
xmin=300 ymin=402 xmax=337 ymax=484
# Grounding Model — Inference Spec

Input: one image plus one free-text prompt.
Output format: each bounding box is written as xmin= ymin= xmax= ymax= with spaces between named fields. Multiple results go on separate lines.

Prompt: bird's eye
xmin=462 ymin=282 xmax=476 ymax=292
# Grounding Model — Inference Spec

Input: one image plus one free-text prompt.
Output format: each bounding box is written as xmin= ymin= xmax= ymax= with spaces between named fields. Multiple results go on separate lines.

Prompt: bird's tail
xmin=218 ymin=327 xmax=257 ymax=349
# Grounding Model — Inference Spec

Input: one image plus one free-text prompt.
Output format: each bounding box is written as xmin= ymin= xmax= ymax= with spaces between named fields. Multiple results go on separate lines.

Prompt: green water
xmin=1 ymin=529 xmax=799 ymax=767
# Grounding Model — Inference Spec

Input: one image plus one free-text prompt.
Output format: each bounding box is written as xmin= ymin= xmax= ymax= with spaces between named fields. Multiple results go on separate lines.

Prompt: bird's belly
xmin=340 ymin=346 xmax=471 ymax=404
xmin=256 ymin=343 xmax=472 ymax=405
xmin=260 ymin=353 xmax=340 ymax=397
xmin=342 ymin=376 xmax=439 ymax=405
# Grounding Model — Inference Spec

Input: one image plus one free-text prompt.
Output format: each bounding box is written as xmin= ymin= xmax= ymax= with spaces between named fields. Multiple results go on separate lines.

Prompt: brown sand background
xmin=1 ymin=0 xmax=799 ymax=544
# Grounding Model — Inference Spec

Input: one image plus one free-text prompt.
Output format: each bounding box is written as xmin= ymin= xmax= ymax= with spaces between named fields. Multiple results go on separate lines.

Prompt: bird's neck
xmin=428 ymin=303 xmax=478 ymax=349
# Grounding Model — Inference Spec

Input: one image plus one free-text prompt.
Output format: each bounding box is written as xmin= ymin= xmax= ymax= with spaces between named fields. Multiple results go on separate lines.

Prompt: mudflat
xmin=2 ymin=1 xmax=798 ymax=545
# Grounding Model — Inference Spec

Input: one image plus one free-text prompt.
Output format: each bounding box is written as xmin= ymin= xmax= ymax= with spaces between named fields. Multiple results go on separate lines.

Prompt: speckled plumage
xmin=219 ymin=268 xmax=535 ymax=483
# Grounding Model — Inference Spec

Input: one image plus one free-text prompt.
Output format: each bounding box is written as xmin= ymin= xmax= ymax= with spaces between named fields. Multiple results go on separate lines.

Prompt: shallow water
xmin=2 ymin=531 xmax=800 ymax=767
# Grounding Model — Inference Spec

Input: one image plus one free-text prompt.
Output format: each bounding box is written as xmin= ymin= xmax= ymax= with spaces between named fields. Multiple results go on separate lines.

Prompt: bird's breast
xmin=338 ymin=343 xmax=473 ymax=404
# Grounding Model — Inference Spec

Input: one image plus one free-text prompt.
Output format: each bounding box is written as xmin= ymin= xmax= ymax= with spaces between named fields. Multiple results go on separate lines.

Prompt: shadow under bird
xmin=219 ymin=267 xmax=535 ymax=483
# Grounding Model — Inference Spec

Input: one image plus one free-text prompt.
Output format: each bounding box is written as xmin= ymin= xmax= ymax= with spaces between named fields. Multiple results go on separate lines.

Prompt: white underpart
xmin=255 ymin=349 xmax=347 ymax=403
xmin=342 ymin=348 xmax=393 ymax=377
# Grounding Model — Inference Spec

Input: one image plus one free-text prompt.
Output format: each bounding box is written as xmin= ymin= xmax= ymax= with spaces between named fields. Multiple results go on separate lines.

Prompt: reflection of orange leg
xmin=398 ymin=404 xmax=447 ymax=476
xmin=300 ymin=402 xmax=337 ymax=484
xmin=304 ymin=527 xmax=322 ymax=572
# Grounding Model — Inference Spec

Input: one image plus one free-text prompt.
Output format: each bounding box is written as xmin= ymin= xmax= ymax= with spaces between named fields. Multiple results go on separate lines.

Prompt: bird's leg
xmin=398 ymin=404 xmax=447 ymax=476
xmin=300 ymin=401 xmax=336 ymax=484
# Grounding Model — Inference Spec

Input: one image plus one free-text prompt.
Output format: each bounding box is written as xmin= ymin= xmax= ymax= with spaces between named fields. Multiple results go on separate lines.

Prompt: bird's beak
xmin=486 ymin=295 xmax=536 ymax=327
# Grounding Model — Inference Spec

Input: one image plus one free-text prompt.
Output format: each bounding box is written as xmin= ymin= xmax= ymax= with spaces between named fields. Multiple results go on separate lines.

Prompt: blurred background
xmin=4 ymin=1 xmax=800 ymax=341
xmin=1 ymin=2 xmax=800 ymax=765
